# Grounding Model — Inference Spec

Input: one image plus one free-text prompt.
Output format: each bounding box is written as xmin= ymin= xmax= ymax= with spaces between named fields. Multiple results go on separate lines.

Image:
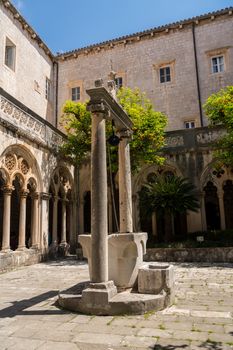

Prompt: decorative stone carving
xmin=165 ymin=135 xmax=184 ymax=147
xmin=196 ymin=130 xmax=227 ymax=144
xmin=21 ymin=159 xmax=29 ymax=175
xmin=0 ymin=94 xmax=63 ymax=151
xmin=5 ymin=154 xmax=16 ymax=171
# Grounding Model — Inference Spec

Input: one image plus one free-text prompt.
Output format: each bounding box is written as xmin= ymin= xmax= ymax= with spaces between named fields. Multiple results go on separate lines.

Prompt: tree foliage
xmin=60 ymin=87 xmax=167 ymax=171
xmin=204 ymin=86 xmax=233 ymax=166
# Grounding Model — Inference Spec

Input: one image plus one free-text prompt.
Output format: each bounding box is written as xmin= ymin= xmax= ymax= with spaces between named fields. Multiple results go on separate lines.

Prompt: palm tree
xmin=139 ymin=175 xmax=200 ymax=242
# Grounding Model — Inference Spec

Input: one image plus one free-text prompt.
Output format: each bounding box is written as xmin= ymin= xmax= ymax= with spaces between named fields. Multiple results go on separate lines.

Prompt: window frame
xmin=211 ymin=55 xmax=224 ymax=74
xmin=71 ymin=86 xmax=81 ymax=101
xmin=185 ymin=121 xmax=195 ymax=129
xmin=4 ymin=37 xmax=16 ymax=71
xmin=159 ymin=66 xmax=171 ymax=84
xmin=45 ymin=77 xmax=51 ymax=101
xmin=115 ymin=77 xmax=123 ymax=89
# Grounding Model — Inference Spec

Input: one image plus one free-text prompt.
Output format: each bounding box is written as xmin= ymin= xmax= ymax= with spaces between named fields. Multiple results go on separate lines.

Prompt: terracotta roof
xmin=56 ymin=6 xmax=233 ymax=60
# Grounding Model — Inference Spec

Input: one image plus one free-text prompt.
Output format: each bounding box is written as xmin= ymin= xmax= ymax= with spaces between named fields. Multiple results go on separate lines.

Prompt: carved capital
xmin=20 ymin=189 xmax=29 ymax=198
xmin=3 ymin=185 xmax=13 ymax=195
xmin=117 ymin=128 xmax=133 ymax=140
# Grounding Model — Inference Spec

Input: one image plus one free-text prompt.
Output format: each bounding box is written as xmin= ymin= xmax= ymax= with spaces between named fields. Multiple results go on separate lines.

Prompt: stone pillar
xmin=118 ymin=130 xmax=133 ymax=233
xmin=200 ymin=191 xmax=207 ymax=231
xmin=218 ymin=190 xmax=226 ymax=230
xmin=1 ymin=186 xmax=13 ymax=252
xmin=17 ymin=190 xmax=28 ymax=250
xmin=152 ymin=212 xmax=157 ymax=236
xmin=61 ymin=198 xmax=67 ymax=244
xmin=31 ymin=192 xmax=39 ymax=249
xmin=91 ymin=111 xmax=108 ymax=283
xmin=52 ymin=195 xmax=58 ymax=245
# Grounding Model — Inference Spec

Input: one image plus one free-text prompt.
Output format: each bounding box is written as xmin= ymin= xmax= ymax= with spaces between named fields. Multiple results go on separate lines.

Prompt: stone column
xmin=61 ymin=198 xmax=67 ymax=244
xmin=152 ymin=212 xmax=157 ymax=236
xmin=200 ymin=191 xmax=207 ymax=231
xmin=17 ymin=190 xmax=28 ymax=250
xmin=31 ymin=192 xmax=39 ymax=249
xmin=118 ymin=130 xmax=133 ymax=233
xmin=52 ymin=195 xmax=58 ymax=245
xmin=91 ymin=111 xmax=108 ymax=283
xmin=218 ymin=190 xmax=226 ymax=230
xmin=1 ymin=186 xmax=13 ymax=252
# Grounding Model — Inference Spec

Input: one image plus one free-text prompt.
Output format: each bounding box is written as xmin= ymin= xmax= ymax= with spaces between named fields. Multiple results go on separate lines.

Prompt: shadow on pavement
xmin=0 ymin=290 xmax=69 ymax=318
xmin=150 ymin=340 xmax=226 ymax=350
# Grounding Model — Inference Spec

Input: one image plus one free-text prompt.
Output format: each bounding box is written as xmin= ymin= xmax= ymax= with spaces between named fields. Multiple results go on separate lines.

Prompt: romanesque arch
xmin=48 ymin=166 xmax=74 ymax=249
xmin=0 ymin=145 xmax=42 ymax=252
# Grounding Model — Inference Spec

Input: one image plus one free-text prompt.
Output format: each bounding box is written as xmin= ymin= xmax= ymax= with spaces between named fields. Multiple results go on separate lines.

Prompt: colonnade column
xmin=61 ymin=198 xmax=67 ymax=244
xmin=52 ymin=195 xmax=58 ymax=245
xmin=90 ymin=109 xmax=108 ymax=283
xmin=31 ymin=192 xmax=39 ymax=248
xmin=118 ymin=130 xmax=133 ymax=233
xmin=1 ymin=186 xmax=13 ymax=252
xmin=200 ymin=191 xmax=207 ymax=231
xmin=17 ymin=190 xmax=28 ymax=250
xmin=218 ymin=190 xmax=226 ymax=230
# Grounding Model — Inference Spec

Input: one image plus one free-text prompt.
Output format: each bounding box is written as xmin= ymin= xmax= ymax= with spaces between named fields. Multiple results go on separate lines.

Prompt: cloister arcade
xmin=0 ymin=146 xmax=74 ymax=253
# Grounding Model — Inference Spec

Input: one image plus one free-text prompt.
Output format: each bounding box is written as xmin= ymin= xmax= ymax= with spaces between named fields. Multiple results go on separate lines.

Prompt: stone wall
xmin=0 ymin=249 xmax=47 ymax=274
xmin=0 ymin=1 xmax=55 ymax=125
xmin=144 ymin=247 xmax=233 ymax=263
xmin=57 ymin=12 xmax=233 ymax=132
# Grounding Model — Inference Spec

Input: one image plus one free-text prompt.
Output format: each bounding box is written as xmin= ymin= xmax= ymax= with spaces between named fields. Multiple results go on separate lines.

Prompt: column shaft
xmin=31 ymin=193 xmax=39 ymax=248
xmin=17 ymin=191 xmax=28 ymax=250
xmin=118 ymin=136 xmax=133 ymax=233
xmin=91 ymin=112 xmax=108 ymax=283
xmin=52 ymin=196 xmax=58 ymax=245
xmin=219 ymin=192 xmax=226 ymax=230
xmin=61 ymin=199 xmax=67 ymax=244
xmin=1 ymin=187 xmax=12 ymax=252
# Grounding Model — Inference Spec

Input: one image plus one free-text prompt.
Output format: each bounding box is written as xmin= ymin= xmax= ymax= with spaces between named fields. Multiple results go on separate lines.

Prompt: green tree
xmin=204 ymin=86 xmax=233 ymax=167
xmin=60 ymin=87 xmax=167 ymax=171
xmin=139 ymin=175 xmax=199 ymax=242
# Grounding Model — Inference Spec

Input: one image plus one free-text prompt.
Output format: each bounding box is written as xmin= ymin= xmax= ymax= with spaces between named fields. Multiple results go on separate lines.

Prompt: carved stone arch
xmin=50 ymin=165 xmax=73 ymax=198
xmin=11 ymin=172 xmax=25 ymax=190
xmin=0 ymin=144 xmax=42 ymax=192
xmin=200 ymin=160 xmax=225 ymax=192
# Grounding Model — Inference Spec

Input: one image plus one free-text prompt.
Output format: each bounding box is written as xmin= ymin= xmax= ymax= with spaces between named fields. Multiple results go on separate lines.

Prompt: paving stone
xmin=0 ymin=259 xmax=233 ymax=349
xmin=72 ymin=332 xmax=123 ymax=346
xmin=122 ymin=335 xmax=157 ymax=348
xmin=37 ymin=341 xmax=80 ymax=350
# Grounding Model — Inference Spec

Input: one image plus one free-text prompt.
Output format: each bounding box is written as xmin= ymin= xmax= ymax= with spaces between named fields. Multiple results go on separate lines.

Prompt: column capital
xmin=87 ymin=99 xmax=110 ymax=118
xmin=32 ymin=192 xmax=39 ymax=199
xmin=20 ymin=189 xmax=29 ymax=198
xmin=117 ymin=129 xmax=133 ymax=140
xmin=40 ymin=192 xmax=50 ymax=200
xmin=3 ymin=185 xmax=13 ymax=195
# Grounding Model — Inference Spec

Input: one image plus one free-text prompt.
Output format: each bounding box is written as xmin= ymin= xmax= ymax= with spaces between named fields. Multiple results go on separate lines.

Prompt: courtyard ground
xmin=0 ymin=258 xmax=232 ymax=350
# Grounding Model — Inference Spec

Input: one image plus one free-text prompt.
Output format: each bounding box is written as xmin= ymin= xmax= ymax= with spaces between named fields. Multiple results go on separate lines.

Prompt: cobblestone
xmin=0 ymin=259 xmax=232 ymax=349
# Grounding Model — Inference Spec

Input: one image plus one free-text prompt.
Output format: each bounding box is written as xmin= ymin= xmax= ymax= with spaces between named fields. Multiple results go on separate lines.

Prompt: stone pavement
xmin=0 ymin=258 xmax=233 ymax=350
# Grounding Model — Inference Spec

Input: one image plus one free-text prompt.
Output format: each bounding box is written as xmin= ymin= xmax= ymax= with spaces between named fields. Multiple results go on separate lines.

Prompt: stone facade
xmin=0 ymin=0 xmax=233 ymax=270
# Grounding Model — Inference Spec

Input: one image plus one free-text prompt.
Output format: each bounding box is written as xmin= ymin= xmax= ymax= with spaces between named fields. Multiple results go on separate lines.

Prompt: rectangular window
xmin=71 ymin=87 xmax=80 ymax=101
xmin=160 ymin=66 xmax=171 ymax=83
xmin=115 ymin=77 xmax=123 ymax=89
xmin=185 ymin=121 xmax=195 ymax=129
xmin=45 ymin=78 xmax=51 ymax=100
xmin=5 ymin=37 xmax=16 ymax=71
xmin=211 ymin=56 xmax=224 ymax=73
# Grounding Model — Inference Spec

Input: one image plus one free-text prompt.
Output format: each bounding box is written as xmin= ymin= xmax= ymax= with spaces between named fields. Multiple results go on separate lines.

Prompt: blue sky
xmin=11 ymin=0 xmax=233 ymax=54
